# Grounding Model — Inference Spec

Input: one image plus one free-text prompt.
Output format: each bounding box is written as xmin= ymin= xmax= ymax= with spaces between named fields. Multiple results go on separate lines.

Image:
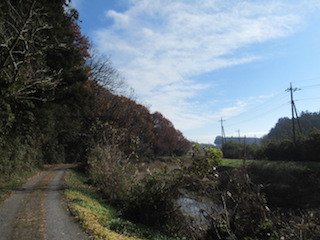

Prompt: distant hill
xmin=265 ymin=111 xmax=320 ymax=140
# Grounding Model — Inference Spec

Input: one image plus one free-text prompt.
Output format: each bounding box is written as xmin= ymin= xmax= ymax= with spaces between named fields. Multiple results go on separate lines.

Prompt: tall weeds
xmin=87 ymin=145 xmax=133 ymax=203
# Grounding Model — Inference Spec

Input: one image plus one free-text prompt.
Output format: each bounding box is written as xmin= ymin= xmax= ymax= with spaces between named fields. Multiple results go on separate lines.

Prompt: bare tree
xmin=0 ymin=0 xmax=62 ymax=102
xmin=86 ymin=51 xmax=126 ymax=93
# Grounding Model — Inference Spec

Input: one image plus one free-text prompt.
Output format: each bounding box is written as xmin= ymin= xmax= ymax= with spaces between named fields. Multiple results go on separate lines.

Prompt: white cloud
xmin=107 ymin=10 xmax=130 ymax=27
xmin=69 ymin=0 xmax=83 ymax=9
xmin=92 ymin=0 xmax=317 ymax=135
xmin=217 ymin=100 xmax=248 ymax=118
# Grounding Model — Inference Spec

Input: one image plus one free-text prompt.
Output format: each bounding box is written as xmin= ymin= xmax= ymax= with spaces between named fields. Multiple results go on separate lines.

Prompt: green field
xmin=221 ymin=158 xmax=320 ymax=170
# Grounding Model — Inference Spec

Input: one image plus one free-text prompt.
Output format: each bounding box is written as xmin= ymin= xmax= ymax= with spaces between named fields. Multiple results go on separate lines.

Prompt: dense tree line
xmin=215 ymin=136 xmax=261 ymax=148
xmin=0 ymin=0 xmax=190 ymax=175
xmin=220 ymin=112 xmax=320 ymax=161
xmin=266 ymin=111 xmax=320 ymax=140
xmin=221 ymin=141 xmax=258 ymax=160
xmin=259 ymin=130 xmax=320 ymax=161
xmin=259 ymin=111 xmax=320 ymax=161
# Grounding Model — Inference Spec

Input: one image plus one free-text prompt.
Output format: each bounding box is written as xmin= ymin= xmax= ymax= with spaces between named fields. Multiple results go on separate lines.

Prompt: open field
xmin=138 ymin=156 xmax=320 ymax=176
xmin=221 ymin=158 xmax=320 ymax=170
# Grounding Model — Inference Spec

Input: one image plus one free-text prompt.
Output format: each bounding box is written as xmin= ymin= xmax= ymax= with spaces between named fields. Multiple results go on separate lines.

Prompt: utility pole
xmin=219 ymin=118 xmax=226 ymax=145
xmin=236 ymin=129 xmax=241 ymax=142
xmin=243 ymin=135 xmax=247 ymax=165
xmin=286 ymin=83 xmax=302 ymax=143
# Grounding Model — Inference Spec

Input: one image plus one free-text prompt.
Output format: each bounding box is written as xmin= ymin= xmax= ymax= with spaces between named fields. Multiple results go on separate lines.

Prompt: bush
xmin=301 ymin=130 xmax=320 ymax=162
xmin=189 ymin=145 xmax=222 ymax=177
xmin=0 ymin=136 xmax=43 ymax=176
xmin=222 ymin=141 xmax=244 ymax=159
xmin=208 ymin=167 xmax=271 ymax=240
xmin=88 ymin=146 xmax=185 ymax=235
xmin=207 ymin=166 xmax=320 ymax=240
xmin=87 ymin=145 xmax=133 ymax=203
xmin=121 ymin=173 xmax=181 ymax=232
xmin=42 ymin=139 xmax=65 ymax=164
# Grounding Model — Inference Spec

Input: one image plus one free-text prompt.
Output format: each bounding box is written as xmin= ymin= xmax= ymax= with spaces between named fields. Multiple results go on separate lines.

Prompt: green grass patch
xmin=63 ymin=168 xmax=173 ymax=240
xmin=0 ymin=167 xmax=41 ymax=204
xmin=221 ymin=158 xmax=320 ymax=170
xmin=221 ymin=158 xmax=255 ymax=167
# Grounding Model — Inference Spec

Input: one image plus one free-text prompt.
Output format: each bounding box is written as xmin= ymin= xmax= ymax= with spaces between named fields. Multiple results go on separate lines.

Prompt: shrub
xmin=42 ymin=139 xmax=65 ymax=164
xmin=0 ymin=136 xmax=43 ymax=176
xmin=208 ymin=167 xmax=271 ymax=240
xmin=204 ymin=146 xmax=223 ymax=166
xmin=222 ymin=141 xmax=244 ymax=159
xmin=87 ymin=145 xmax=185 ymax=235
xmin=206 ymin=166 xmax=320 ymax=240
xmin=121 ymin=173 xmax=181 ymax=232
xmin=301 ymin=130 xmax=320 ymax=162
xmin=87 ymin=145 xmax=133 ymax=203
xmin=188 ymin=146 xmax=222 ymax=177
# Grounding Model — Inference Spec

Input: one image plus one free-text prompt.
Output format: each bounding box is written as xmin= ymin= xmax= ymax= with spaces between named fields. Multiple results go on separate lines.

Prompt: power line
xmin=226 ymin=102 xmax=288 ymax=128
xmin=298 ymin=84 xmax=320 ymax=89
xmin=217 ymin=79 xmax=319 ymax=136
xmin=227 ymin=81 xmax=317 ymax=127
xmin=241 ymin=92 xmax=286 ymax=114
xmin=224 ymin=95 xmax=287 ymax=128
xmin=296 ymin=97 xmax=320 ymax=102
xmin=292 ymin=77 xmax=320 ymax=84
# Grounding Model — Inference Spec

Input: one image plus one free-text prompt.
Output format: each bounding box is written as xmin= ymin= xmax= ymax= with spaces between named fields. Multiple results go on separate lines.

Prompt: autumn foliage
xmin=152 ymin=112 xmax=191 ymax=156
xmin=0 ymin=0 xmax=190 ymax=177
xmin=87 ymin=82 xmax=191 ymax=159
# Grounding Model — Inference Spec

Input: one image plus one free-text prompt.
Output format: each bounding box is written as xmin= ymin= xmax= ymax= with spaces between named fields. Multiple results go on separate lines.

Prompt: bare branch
xmin=0 ymin=0 xmax=61 ymax=102
xmin=87 ymin=52 xmax=127 ymax=93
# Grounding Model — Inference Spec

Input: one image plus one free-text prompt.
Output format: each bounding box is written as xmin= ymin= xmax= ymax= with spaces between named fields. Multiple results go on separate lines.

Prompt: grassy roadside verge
xmin=63 ymin=168 xmax=172 ymax=240
xmin=0 ymin=167 xmax=41 ymax=204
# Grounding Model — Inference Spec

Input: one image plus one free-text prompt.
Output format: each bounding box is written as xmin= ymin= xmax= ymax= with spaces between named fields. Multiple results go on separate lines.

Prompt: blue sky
xmin=72 ymin=0 xmax=320 ymax=143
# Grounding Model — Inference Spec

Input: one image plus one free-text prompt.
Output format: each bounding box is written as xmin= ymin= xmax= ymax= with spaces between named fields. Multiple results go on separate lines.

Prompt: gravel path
xmin=45 ymin=167 xmax=89 ymax=240
xmin=0 ymin=165 xmax=89 ymax=240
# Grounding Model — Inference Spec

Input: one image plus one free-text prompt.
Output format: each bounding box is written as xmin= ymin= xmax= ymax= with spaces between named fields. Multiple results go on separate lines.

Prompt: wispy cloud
xmin=69 ymin=0 xmax=83 ymax=9
xmin=92 ymin=0 xmax=319 ymax=137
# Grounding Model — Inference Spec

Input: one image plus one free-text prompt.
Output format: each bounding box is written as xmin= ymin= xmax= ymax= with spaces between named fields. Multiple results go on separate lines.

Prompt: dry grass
xmin=63 ymin=169 xmax=171 ymax=240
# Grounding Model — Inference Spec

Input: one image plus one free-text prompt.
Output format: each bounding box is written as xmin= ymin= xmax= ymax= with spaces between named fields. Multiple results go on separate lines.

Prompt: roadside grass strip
xmin=63 ymin=169 xmax=171 ymax=240
xmin=0 ymin=168 xmax=41 ymax=204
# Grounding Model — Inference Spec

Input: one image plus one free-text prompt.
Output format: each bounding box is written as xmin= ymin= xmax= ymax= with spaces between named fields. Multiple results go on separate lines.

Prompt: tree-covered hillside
xmin=0 ymin=0 xmax=190 ymax=176
xmin=215 ymin=112 xmax=320 ymax=161
xmin=265 ymin=111 xmax=320 ymax=140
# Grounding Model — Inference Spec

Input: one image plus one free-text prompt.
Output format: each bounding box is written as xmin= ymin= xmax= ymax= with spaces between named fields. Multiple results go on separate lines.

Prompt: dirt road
xmin=0 ymin=165 xmax=89 ymax=240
